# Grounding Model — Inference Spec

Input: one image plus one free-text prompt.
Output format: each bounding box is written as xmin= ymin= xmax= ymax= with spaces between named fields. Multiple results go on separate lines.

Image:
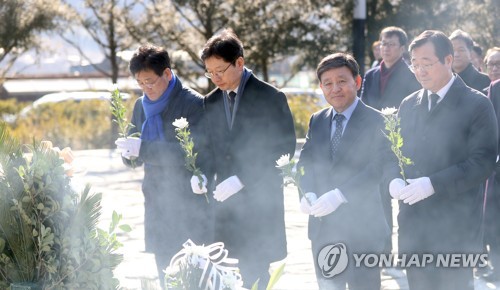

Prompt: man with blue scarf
xmin=201 ymin=29 xmax=296 ymax=289
xmin=115 ymin=43 xmax=213 ymax=286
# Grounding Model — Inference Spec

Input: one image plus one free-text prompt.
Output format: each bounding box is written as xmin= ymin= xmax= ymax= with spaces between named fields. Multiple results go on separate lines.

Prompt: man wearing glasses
xmin=359 ymin=26 xmax=420 ymax=259
xmin=114 ymin=43 xmax=213 ymax=287
xmin=485 ymin=47 xmax=500 ymax=83
xmin=389 ymin=30 xmax=498 ymax=290
xmin=481 ymin=46 xmax=500 ymax=282
xmin=201 ymin=28 xmax=296 ymax=289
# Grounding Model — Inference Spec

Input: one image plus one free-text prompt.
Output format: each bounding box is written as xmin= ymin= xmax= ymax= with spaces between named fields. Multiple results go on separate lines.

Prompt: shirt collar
xmin=428 ymin=75 xmax=455 ymax=103
xmin=333 ymin=97 xmax=359 ymax=122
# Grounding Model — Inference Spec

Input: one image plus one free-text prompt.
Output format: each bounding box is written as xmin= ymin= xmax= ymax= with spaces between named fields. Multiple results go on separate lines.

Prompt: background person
xmin=359 ymin=26 xmax=420 ymax=257
xmin=449 ymin=29 xmax=490 ymax=91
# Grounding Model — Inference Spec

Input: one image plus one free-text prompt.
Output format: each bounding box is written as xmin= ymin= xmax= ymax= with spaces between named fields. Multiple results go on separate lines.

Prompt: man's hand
xmin=400 ymin=177 xmax=435 ymax=205
xmin=389 ymin=178 xmax=406 ymax=199
xmin=191 ymin=175 xmax=208 ymax=194
xmin=115 ymin=137 xmax=141 ymax=159
xmin=310 ymin=189 xmax=347 ymax=217
xmin=213 ymin=175 xmax=244 ymax=202
xmin=300 ymin=192 xmax=318 ymax=215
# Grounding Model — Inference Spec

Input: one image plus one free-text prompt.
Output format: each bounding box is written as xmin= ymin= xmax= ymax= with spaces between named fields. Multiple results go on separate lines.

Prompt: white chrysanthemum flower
xmin=381 ymin=107 xmax=398 ymax=116
xmin=275 ymin=154 xmax=291 ymax=168
xmin=172 ymin=117 xmax=189 ymax=129
xmin=221 ymin=271 xmax=243 ymax=289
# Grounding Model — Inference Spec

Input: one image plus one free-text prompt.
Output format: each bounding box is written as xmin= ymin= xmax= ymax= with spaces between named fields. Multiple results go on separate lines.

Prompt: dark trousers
xmin=311 ymin=241 xmax=381 ymax=290
xmin=406 ymin=265 xmax=474 ymax=290
xmin=380 ymin=189 xmax=393 ymax=254
xmin=484 ymin=174 xmax=500 ymax=272
xmin=155 ymin=252 xmax=170 ymax=290
xmin=239 ymin=257 xmax=270 ymax=290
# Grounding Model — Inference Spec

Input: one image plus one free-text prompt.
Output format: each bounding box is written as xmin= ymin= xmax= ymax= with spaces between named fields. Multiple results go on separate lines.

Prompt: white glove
xmin=310 ymin=189 xmax=347 ymax=217
xmin=213 ymin=175 xmax=244 ymax=202
xmin=300 ymin=192 xmax=318 ymax=215
xmin=399 ymin=177 xmax=435 ymax=205
xmin=115 ymin=137 xmax=141 ymax=159
xmin=389 ymin=178 xmax=406 ymax=199
xmin=191 ymin=175 xmax=208 ymax=194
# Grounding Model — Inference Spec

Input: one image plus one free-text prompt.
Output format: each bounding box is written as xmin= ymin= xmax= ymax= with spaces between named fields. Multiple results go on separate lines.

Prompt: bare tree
xmin=0 ymin=0 xmax=66 ymax=79
xmin=61 ymin=0 xmax=135 ymax=83
xmin=124 ymin=0 xmax=346 ymax=93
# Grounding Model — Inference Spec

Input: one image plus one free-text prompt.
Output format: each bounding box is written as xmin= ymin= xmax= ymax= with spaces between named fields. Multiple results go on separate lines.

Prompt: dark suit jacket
xmin=204 ymin=73 xmax=296 ymax=263
xmin=398 ymin=76 xmax=498 ymax=253
xmin=360 ymin=58 xmax=421 ymax=110
xmin=298 ymin=100 xmax=399 ymax=253
xmin=458 ymin=63 xmax=491 ymax=92
xmin=123 ymin=78 xmax=213 ymax=257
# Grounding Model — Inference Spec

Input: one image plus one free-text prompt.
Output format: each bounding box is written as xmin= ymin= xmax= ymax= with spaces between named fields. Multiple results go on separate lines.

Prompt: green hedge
xmin=287 ymin=94 xmax=325 ymax=138
xmin=4 ymin=96 xmax=138 ymax=150
xmin=1 ymin=93 xmax=324 ymax=149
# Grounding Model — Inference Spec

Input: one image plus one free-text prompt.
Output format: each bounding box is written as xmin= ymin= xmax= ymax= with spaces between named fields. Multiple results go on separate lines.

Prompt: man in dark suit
xmin=359 ymin=26 xmax=420 ymax=256
xmin=297 ymin=52 xmax=399 ymax=290
xmin=449 ymin=29 xmax=491 ymax=91
xmin=483 ymin=79 xmax=500 ymax=282
xmin=201 ymin=29 xmax=296 ymax=289
xmin=360 ymin=26 xmax=420 ymax=110
xmin=114 ymin=44 xmax=213 ymax=287
xmin=390 ymin=30 xmax=498 ymax=290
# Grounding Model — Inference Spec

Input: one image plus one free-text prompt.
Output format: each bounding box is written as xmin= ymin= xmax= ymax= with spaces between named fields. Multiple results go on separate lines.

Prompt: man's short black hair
xmin=129 ymin=43 xmax=171 ymax=76
xmin=200 ymin=28 xmax=244 ymax=64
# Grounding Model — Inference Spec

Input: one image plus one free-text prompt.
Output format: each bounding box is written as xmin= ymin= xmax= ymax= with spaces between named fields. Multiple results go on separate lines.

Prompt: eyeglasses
xmin=487 ymin=62 xmax=500 ymax=70
xmin=409 ymin=60 xmax=441 ymax=73
xmin=205 ymin=63 xmax=232 ymax=79
xmin=380 ymin=42 xmax=400 ymax=48
xmin=136 ymin=75 xmax=162 ymax=89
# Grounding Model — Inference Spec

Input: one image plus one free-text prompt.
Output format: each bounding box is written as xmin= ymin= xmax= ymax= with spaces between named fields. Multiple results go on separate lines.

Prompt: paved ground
xmin=72 ymin=149 xmax=500 ymax=290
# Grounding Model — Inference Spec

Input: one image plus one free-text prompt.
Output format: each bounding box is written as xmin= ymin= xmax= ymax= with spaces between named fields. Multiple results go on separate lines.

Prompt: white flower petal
xmin=381 ymin=107 xmax=398 ymax=116
xmin=276 ymin=154 xmax=291 ymax=167
xmin=172 ymin=117 xmax=189 ymax=129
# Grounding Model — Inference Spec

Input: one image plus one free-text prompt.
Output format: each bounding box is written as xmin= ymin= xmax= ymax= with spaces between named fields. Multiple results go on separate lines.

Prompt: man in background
xmin=360 ymin=26 xmax=420 ymax=256
xmin=449 ymin=29 xmax=490 ymax=91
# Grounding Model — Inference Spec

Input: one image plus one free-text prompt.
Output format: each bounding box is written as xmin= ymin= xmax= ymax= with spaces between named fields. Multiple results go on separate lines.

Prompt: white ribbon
xmin=167 ymin=239 xmax=243 ymax=290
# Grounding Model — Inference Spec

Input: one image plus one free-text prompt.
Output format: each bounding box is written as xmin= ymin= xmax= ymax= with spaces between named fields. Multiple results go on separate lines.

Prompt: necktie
xmin=331 ymin=114 xmax=345 ymax=158
xmin=429 ymin=93 xmax=439 ymax=111
xmin=229 ymin=91 xmax=237 ymax=115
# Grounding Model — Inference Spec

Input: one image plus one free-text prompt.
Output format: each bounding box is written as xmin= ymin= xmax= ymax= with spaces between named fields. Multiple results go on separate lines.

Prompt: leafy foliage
xmin=0 ymin=127 xmax=129 ymax=289
xmin=7 ymin=94 xmax=137 ymax=150
xmin=286 ymin=94 xmax=325 ymax=138
xmin=381 ymin=108 xmax=413 ymax=182
xmin=0 ymin=0 xmax=67 ymax=77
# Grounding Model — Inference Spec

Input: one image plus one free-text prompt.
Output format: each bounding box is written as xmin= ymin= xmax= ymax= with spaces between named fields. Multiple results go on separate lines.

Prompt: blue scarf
xmin=141 ymin=73 xmax=177 ymax=141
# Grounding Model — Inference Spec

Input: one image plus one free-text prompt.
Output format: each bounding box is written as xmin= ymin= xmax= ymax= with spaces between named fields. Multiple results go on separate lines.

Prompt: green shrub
xmin=0 ymin=126 xmax=130 ymax=289
xmin=8 ymin=95 xmax=138 ymax=150
xmin=287 ymin=94 xmax=325 ymax=138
